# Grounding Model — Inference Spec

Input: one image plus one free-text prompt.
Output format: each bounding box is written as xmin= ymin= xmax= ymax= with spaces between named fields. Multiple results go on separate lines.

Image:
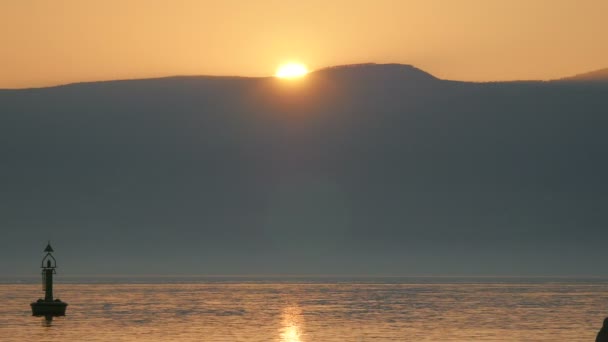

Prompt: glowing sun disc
xmin=276 ymin=63 xmax=308 ymax=78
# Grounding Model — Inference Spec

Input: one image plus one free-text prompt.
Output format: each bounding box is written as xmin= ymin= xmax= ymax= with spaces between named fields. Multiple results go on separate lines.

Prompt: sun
xmin=275 ymin=63 xmax=308 ymax=79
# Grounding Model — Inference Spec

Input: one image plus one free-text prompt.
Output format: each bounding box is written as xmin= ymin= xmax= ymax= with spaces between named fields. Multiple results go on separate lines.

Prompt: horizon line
xmin=3 ymin=273 xmax=608 ymax=279
xmin=2 ymin=63 xmax=606 ymax=91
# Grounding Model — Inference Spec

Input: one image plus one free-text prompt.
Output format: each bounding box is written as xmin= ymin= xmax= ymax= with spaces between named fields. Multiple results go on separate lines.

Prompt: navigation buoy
xmin=30 ymin=242 xmax=68 ymax=316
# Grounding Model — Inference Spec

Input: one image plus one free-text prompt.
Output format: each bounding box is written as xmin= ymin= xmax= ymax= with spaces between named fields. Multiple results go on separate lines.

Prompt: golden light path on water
xmin=2 ymin=281 xmax=608 ymax=341
xmin=281 ymin=306 xmax=304 ymax=342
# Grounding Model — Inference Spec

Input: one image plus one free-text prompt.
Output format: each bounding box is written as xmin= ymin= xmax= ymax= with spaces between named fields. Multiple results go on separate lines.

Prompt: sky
xmin=1 ymin=0 xmax=607 ymax=88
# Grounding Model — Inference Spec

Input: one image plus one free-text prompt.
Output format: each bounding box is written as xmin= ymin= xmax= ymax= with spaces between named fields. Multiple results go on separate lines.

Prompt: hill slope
xmin=559 ymin=68 xmax=608 ymax=82
xmin=1 ymin=64 xmax=607 ymax=276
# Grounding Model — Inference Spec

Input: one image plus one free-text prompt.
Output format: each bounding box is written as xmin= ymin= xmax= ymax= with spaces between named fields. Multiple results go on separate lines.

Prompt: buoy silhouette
xmin=30 ymin=242 xmax=68 ymax=316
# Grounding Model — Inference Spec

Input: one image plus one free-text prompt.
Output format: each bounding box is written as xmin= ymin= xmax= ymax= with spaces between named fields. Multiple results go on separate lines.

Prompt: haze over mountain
xmin=2 ymin=63 xmax=607 ymax=276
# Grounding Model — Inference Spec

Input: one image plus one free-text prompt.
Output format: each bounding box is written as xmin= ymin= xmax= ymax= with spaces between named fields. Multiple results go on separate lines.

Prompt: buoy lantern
xmin=30 ymin=242 xmax=68 ymax=316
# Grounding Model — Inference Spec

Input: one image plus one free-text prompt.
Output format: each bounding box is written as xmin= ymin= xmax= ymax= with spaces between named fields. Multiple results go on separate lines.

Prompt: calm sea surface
xmin=2 ymin=278 xmax=608 ymax=341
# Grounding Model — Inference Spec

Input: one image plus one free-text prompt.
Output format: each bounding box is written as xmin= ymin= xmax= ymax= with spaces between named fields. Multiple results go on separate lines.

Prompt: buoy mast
xmin=42 ymin=242 xmax=56 ymax=301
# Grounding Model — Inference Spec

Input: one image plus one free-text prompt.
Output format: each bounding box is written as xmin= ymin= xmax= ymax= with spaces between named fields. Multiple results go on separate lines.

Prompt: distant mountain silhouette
xmin=313 ymin=63 xmax=440 ymax=82
xmin=558 ymin=68 xmax=608 ymax=82
xmin=1 ymin=64 xmax=607 ymax=276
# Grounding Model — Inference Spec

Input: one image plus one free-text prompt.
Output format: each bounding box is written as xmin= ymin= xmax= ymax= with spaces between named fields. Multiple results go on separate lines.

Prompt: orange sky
xmin=1 ymin=0 xmax=607 ymax=88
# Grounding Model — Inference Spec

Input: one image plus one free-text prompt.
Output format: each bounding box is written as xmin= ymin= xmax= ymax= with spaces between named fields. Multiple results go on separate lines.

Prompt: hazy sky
xmin=1 ymin=0 xmax=607 ymax=88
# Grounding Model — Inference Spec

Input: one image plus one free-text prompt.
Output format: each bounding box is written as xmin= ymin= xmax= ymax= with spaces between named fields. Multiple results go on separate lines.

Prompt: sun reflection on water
xmin=280 ymin=306 xmax=304 ymax=342
xmin=2 ymin=283 xmax=605 ymax=341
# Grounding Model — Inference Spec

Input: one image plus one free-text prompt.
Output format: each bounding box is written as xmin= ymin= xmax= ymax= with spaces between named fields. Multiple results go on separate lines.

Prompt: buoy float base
xmin=31 ymin=300 xmax=68 ymax=316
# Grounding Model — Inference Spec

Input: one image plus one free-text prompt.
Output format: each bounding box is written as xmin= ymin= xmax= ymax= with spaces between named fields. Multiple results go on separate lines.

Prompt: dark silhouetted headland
xmin=1 ymin=64 xmax=607 ymax=276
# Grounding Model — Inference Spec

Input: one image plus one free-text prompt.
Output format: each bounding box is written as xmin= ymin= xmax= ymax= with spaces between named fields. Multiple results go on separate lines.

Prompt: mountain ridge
xmin=1 ymin=62 xmax=607 ymax=275
xmin=3 ymin=63 xmax=607 ymax=91
xmin=558 ymin=68 xmax=608 ymax=82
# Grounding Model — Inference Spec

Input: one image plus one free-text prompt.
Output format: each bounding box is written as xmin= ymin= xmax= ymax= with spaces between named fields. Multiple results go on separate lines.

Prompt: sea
xmin=1 ymin=277 xmax=608 ymax=341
